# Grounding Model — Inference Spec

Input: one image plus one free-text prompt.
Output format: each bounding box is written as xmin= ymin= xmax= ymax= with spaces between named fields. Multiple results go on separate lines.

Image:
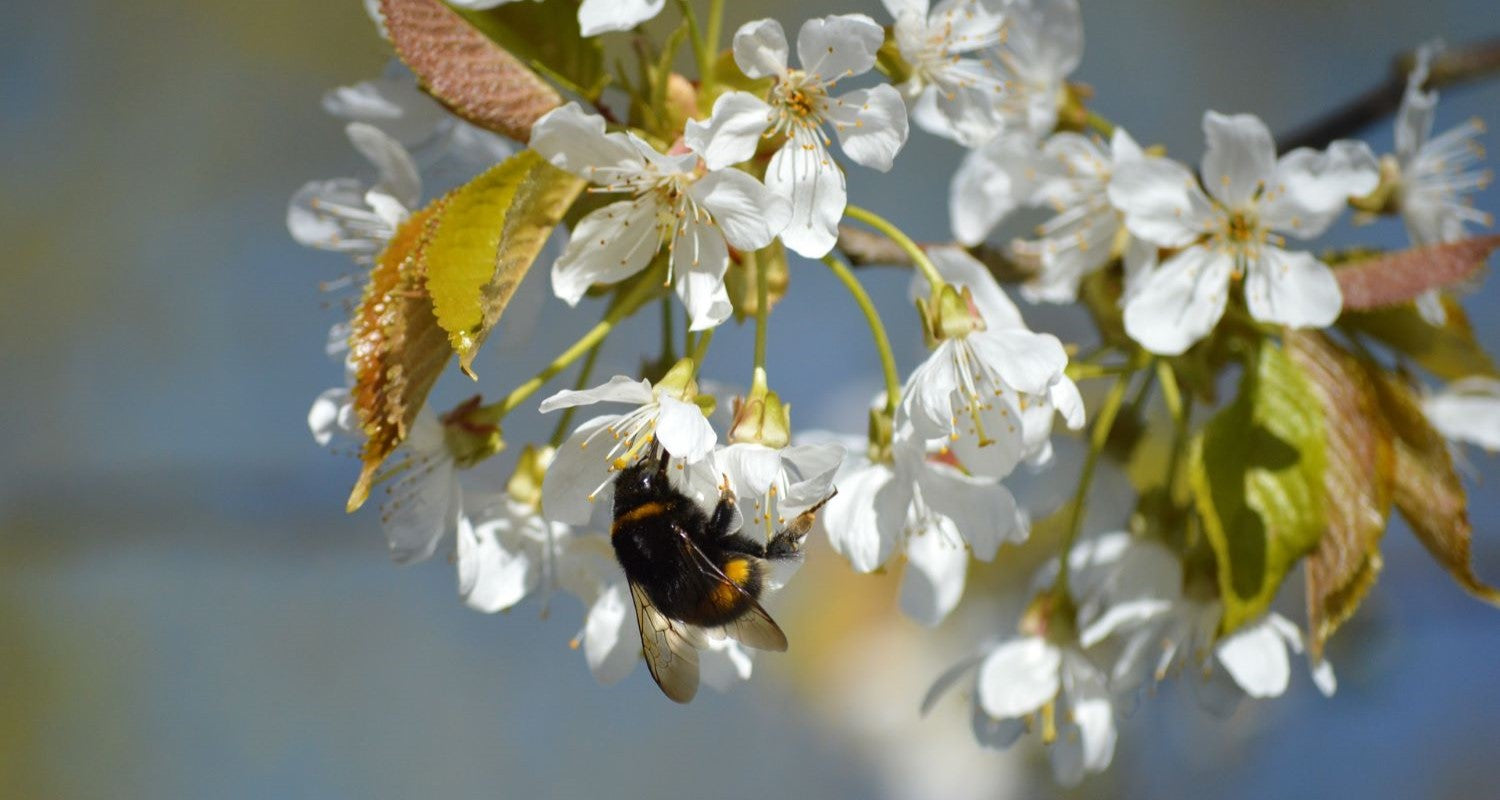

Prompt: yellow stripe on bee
xmin=722 ymin=557 xmax=752 ymax=587
xmin=611 ymin=501 xmax=667 ymax=535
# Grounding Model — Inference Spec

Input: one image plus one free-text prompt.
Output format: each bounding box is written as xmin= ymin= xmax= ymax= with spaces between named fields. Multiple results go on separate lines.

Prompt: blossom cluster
xmin=291 ymin=0 xmax=1498 ymax=788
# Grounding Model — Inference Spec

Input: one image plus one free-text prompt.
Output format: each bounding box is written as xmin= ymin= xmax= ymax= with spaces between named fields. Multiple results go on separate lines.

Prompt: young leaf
xmin=380 ymin=0 xmax=562 ymax=142
xmin=457 ymin=1 xmax=607 ymax=99
xmin=1189 ymin=341 xmax=1327 ymax=634
xmin=425 ymin=150 xmax=584 ymax=374
xmin=1369 ymin=369 xmax=1500 ymax=605
xmin=1340 ymin=296 xmax=1500 ymax=381
xmin=347 ymin=200 xmax=453 ymax=512
xmin=1285 ymin=331 xmax=1394 ymax=657
xmin=1334 ymin=234 xmax=1500 ymax=310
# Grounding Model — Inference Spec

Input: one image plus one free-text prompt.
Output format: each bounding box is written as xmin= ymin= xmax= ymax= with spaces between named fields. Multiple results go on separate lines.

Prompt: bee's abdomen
xmin=685 ymin=556 xmax=764 ymax=627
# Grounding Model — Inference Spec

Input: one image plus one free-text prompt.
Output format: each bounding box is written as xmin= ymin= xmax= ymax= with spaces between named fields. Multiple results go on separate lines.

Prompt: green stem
xmin=489 ymin=277 xmax=659 ymax=419
xmin=1084 ymin=110 xmax=1116 ymax=138
xmin=691 ymin=327 xmax=714 ymax=372
xmin=1156 ymin=360 xmax=1189 ymax=503
xmin=752 ymin=250 xmax=770 ymax=391
xmin=1056 ymin=365 xmax=1136 ymax=598
xmin=547 ymin=338 xmax=605 ymax=448
xmin=676 ymin=0 xmax=710 ymax=89
xmin=660 ymin=294 xmax=677 ymax=363
xmin=823 ymin=254 xmax=902 ymax=416
xmin=844 ymin=204 xmax=945 ymax=290
xmin=704 ymin=0 xmax=724 ymax=82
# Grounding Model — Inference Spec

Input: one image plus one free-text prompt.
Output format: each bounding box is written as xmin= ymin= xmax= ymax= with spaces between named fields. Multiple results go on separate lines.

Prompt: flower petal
xmin=551 ymin=199 xmax=661 ymax=305
xmin=824 ymin=461 xmax=907 ymax=572
xmin=322 ymin=77 xmax=446 ymax=147
xmin=671 ymin=218 xmax=734 ymax=330
xmin=796 ymin=14 xmax=884 ymax=82
xmin=823 ymin=85 xmax=909 ymax=171
xmin=541 ymin=414 xmax=619 ymax=526
xmin=1215 ymin=616 xmax=1292 ymax=698
xmin=690 ymin=167 xmax=790 ymax=251
xmin=969 ymin=328 xmax=1068 ymax=396
xmin=717 ymin=443 xmax=784 ymax=497
xmin=577 ymin=0 xmax=665 ymax=37
xmin=583 ymin=582 xmax=640 ymax=684
xmin=382 ymin=458 xmax=459 ymax=564
xmin=1122 ymin=245 xmax=1234 ymax=356
xmin=287 ymin=178 xmax=376 ymax=252
xmin=539 ymin=375 xmax=655 ymax=413
xmin=949 ymin=132 xmax=1043 ymax=246
xmin=922 ymin=246 xmax=1026 ymax=328
xmin=308 ymin=387 xmax=355 ymax=447
xmin=684 ymin=91 xmax=773 ymax=171
xmin=1061 ymin=651 xmax=1117 ymax=775
xmin=766 ymin=134 xmax=845 ymax=258
xmin=1262 ymin=140 xmax=1380 ymax=238
xmin=456 ymin=508 xmax=536 ymax=613
xmin=733 ymin=18 xmax=790 ymax=79
xmin=346 ymin=122 xmax=421 ymax=212
xmin=529 ymin=103 xmax=641 ymax=178
xmin=1243 ymin=247 xmax=1342 ymax=329
xmin=656 ymin=395 xmax=717 ymax=462
xmin=1424 ymin=377 xmax=1500 ymax=450
xmin=918 ymin=463 xmax=1023 ymax=559
xmin=1200 ymin=110 xmax=1276 ymax=208
xmin=977 ymin=636 xmax=1061 ymax=718
xmin=899 ymin=519 xmax=970 ymax=625
xmin=1108 ymin=156 xmax=1215 ymax=248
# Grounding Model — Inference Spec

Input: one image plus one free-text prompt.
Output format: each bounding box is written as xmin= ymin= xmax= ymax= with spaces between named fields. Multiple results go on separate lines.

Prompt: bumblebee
xmin=611 ymin=451 xmax=834 ymax=703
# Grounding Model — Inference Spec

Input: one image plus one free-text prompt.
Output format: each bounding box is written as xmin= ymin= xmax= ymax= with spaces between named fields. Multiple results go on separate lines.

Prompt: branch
xmin=1278 ymin=36 xmax=1500 ymax=153
xmin=834 ymin=225 xmax=1038 ymax=283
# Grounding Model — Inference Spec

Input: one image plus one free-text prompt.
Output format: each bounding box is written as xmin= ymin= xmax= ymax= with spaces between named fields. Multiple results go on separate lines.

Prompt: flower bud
xmin=440 ymin=395 xmax=505 ymax=469
xmin=728 ymin=381 xmax=792 ymax=449
xmin=916 ymin=283 xmax=986 ymax=347
xmin=505 ymin=444 xmax=554 ymax=509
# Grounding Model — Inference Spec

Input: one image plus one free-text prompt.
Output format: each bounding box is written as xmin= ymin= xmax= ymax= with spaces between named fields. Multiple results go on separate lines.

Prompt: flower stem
xmin=676 ymin=0 xmax=710 ymax=90
xmin=752 ymin=249 xmax=770 ymax=391
xmin=704 ymin=0 xmax=724 ymax=88
xmin=823 ymin=253 xmax=902 ymax=416
xmin=547 ymin=337 xmax=605 ymax=448
xmin=490 ymin=276 xmax=659 ymax=419
xmin=1156 ymin=359 xmax=1190 ymax=503
xmin=660 ymin=294 xmax=677 ymax=363
xmin=843 ymin=204 xmax=946 ymax=290
xmin=691 ymin=327 xmax=714 ymax=373
xmin=1055 ymin=362 xmax=1138 ymax=598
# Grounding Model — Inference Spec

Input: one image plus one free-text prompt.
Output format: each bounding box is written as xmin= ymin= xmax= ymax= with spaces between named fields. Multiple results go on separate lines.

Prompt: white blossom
xmin=901 ymin=247 xmax=1084 ymax=478
xmin=714 ymin=441 xmax=844 ymax=547
xmin=1391 ymin=41 xmax=1493 ymax=325
xmin=530 ymin=103 xmax=790 ymax=330
xmin=577 ymin=0 xmax=664 ymax=36
xmin=989 ymin=0 xmax=1083 ymax=140
xmin=1012 ymin=129 xmax=1144 ymax=303
xmin=1110 ymin=111 xmax=1379 ymax=355
xmin=949 ymin=132 xmax=1047 ymax=246
xmin=538 ymin=373 xmax=717 ymax=525
xmin=708 ymin=15 xmax=910 ymax=257
xmin=883 ymin=0 xmax=1009 ymax=146
xmin=322 ymin=72 xmax=514 ymax=174
xmin=287 ymin=122 xmax=419 ymax=260
xmin=1423 ymin=376 xmax=1500 ymax=452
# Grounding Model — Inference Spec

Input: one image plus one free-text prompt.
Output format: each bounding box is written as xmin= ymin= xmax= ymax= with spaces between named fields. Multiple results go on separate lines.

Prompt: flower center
xmin=767 ymin=70 xmax=829 ymax=141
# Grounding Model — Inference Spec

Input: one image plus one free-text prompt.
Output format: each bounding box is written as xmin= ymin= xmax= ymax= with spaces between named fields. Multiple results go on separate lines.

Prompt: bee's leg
xmin=704 ymin=473 xmax=739 ymax=542
xmin=765 ymin=489 xmax=839 ymax=560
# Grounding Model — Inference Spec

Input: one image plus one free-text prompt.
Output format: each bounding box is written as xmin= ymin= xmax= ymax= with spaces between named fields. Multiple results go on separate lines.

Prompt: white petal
xmin=655 ymin=395 xmax=717 ymax=462
xmin=1243 ymin=247 xmax=1342 ymax=329
xmin=824 ymin=85 xmax=909 ymax=171
xmin=968 ymin=328 xmax=1068 ymax=396
xmin=346 ymin=122 xmax=421 ymax=211
xmin=699 ymin=638 xmax=755 ymax=690
xmin=583 ymin=583 xmax=640 ymax=684
xmin=923 ymin=246 xmax=1026 ymax=328
xmin=766 ymin=135 xmax=845 ymax=258
xmin=551 ymin=199 xmax=661 ymax=305
xmin=733 ymin=18 xmax=790 ymax=79
xmin=899 ymin=519 xmax=970 ymax=626
xmin=1108 ymin=156 xmax=1216 ymax=248
xmin=671 ymin=218 xmax=733 ymax=330
xmin=690 ymin=168 xmax=790 ymax=251
xmin=540 ymin=375 xmax=655 ymax=413
xmin=1192 ymin=659 xmax=1247 ymax=717
xmin=977 ymin=636 xmax=1061 ymax=718
xmin=323 ymin=77 xmax=445 ymax=148
xmin=541 ymin=415 xmax=619 ymax=525
xmin=1110 ymin=127 xmax=1144 ymax=163
xmin=1062 ymin=651 xmax=1117 ymax=773
xmin=529 ymin=103 xmax=642 ymax=178
xmin=1424 ymin=377 xmax=1500 ymax=450
xmin=1200 ymin=110 xmax=1276 ymax=208
xmin=717 ymin=443 xmax=784 ymax=497
xmin=287 ymin=178 xmax=376 ymax=252
xmin=1122 ymin=245 xmax=1234 ymax=356
xmin=918 ymin=463 xmax=1023 ymax=559
xmin=899 ymin=347 xmax=960 ymax=440
xmin=381 ymin=458 xmax=459 ymax=564
xmin=948 ymin=397 xmax=1029 ymax=479
xmin=824 ymin=462 xmax=907 ymax=572
xmin=684 ymin=92 xmax=773 ymax=170
xmin=456 ymin=511 xmax=535 ymax=613
xmin=949 ymin=133 xmax=1043 ymax=246
xmin=308 ymin=387 xmax=354 ymax=447
xmin=1215 ymin=616 xmax=1292 ymax=698
xmin=1049 ymin=376 xmax=1086 ymax=430
xmin=777 ymin=441 xmax=847 ymax=514
xmin=796 ymin=14 xmax=884 ymax=82
xmin=1016 ymin=0 xmax=1083 ymax=84
xmin=1311 ymin=658 xmax=1338 ymax=697
xmin=576 ymin=0 xmax=665 ymax=36
xmin=1262 ymin=140 xmax=1380 ymax=238
xmin=919 ymin=76 xmax=1004 ymax=148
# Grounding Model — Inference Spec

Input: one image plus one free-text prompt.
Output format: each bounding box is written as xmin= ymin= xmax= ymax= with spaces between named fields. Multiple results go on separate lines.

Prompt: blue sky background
xmin=4 ymin=1 xmax=1500 ymax=797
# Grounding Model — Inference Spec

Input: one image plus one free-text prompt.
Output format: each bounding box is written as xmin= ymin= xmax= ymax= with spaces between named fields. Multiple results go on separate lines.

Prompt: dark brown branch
xmin=835 ymin=226 xmax=1037 ymax=283
xmin=1278 ymin=36 xmax=1500 ymax=153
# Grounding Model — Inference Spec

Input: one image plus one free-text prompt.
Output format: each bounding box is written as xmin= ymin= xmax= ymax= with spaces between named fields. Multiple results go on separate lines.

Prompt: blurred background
xmin=5 ymin=0 xmax=1500 ymax=797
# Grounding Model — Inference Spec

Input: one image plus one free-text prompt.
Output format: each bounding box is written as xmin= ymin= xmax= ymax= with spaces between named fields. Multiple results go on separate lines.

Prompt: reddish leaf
xmin=381 ymin=0 xmax=562 ymax=142
xmin=346 ymin=200 xmax=453 ymax=512
xmin=1285 ymin=332 xmax=1394 ymax=657
xmin=1335 ymin=234 xmax=1500 ymax=310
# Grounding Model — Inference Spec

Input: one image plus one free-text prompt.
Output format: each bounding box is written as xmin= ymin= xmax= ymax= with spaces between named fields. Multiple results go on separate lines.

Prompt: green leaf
xmin=1284 ymin=331 xmax=1394 ymax=657
xmin=1189 ymin=341 xmax=1327 ymax=634
xmin=457 ymin=0 xmax=606 ymax=100
xmin=382 ymin=0 xmax=562 ymax=142
xmin=1340 ymin=296 xmax=1499 ymax=382
xmin=426 ymin=149 xmax=584 ymax=374
xmin=347 ymin=200 xmax=453 ymax=512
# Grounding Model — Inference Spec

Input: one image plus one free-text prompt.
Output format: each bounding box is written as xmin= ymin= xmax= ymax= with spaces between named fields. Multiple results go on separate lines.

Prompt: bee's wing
xmin=674 ymin=528 xmax=790 ymax=653
xmin=711 ymin=590 xmax=789 ymax=653
xmin=628 ymin=580 xmax=701 ymax=704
